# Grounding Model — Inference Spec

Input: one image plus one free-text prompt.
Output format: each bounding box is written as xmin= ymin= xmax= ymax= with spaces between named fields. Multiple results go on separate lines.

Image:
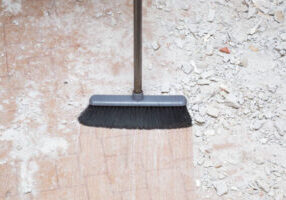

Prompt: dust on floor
xmin=0 ymin=0 xmax=196 ymax=199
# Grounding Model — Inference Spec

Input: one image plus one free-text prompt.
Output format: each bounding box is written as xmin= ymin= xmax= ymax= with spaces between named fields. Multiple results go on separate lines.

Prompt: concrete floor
xmin=0 ymin=0 xmax=195 ymax=199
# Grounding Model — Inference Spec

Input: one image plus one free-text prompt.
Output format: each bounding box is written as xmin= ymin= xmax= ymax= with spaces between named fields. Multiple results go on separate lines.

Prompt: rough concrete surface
xmin=0 ymin=0 xmax=286 ymax=199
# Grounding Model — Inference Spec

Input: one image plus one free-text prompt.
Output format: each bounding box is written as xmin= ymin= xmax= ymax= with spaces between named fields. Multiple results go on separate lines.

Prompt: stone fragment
xmin=181 ymin=63 xmax=194 ymax=74
xmin=95 ymin=12 xmax=103 ymax=18
xmin=219 ymin=47 xmax=230 ymax=54
xmin=152 ymin=41 xmax=160 ymax=50
xmin=275 ymin=189 xmax=284 ymax=200
xmin=222 ymin=57 xmax=230 ymax=65
xmin=192 ymin=104 xmax=199 ymax=111
xmin=224 ymin=94 xmax=240 ymax=109
xmin=256 ymin=179 xmax=270 ymax=193
xmin=111 ymin=17 xmax=117 ymax=26
xmin=253 ymin=155 xmax=264 ymax=165
xmin=274 ymin=10 xmax=284 ymax=23
xmin=194 ymin=114 xmax=205 ymax=124
xmin=203 ymin=159 xmax=214 ymax=167
xmin=207 ymin=106 xmax=219 ymax=118
xmin=260 ymin=138 xmax=268 ymax=144
xmin=206 ymin=44 xmax=214 ymax=56
xmin=197 ymin=79 xmax=211 ymax=85
xmin=194 ymin=130 xmax=203 ymax=137
xmin=195 ymin=179 xmax=201 ymax=187
xmin=161 ymin=83 xmax=170 ymax=93
xmin=213 ymin=181 xmax=228 ymax=196
xmin=275 ymin=42 xmax=286 ymax=56
xmin=280 ymin=33 xmax=286 ymax=41
xmin=175 ymin=39 xmax=184 ymax=48
xmin=249 ymin=45 xmax=259 ymax=52
xmin=250 ymin=120 xmax=264 ymax=130
xmin=249 ymin=23 xmax=260 ymax=35
xmin=239 ymin=56 xmax=248 ymax=67
xmin=274 ymin=119 xmax=286 ymax=136
xmin=197 ymin=157 xmax=205 ymax=166
xmin=248 ymin=7 xmax=257 ymax=19
xmin=219 ymin=84 xmax=230 ymax=93
xmin=201 ymin=70 xmax=214 ymax=79
xmin=191 ymin=60 xmax=201 ymax=74
xmin=230 ymin=186 xmax=239 ymax=191
xmin=218 ymin=173 xmax=227 ymax=180
xmin=180 ymin=3 xmax=189 ymax=11
xmin=229 ymin=56 xmax=240 ymax=65
xmin=205 ymin=129 xmax=215 ymax=136
xmin=252 ymin=0 xmax=270 ymax=14
xmin=207 ymin=9 xmax=215 ymax=22
xmin=264 ymin=111 xmax=273 ymax=119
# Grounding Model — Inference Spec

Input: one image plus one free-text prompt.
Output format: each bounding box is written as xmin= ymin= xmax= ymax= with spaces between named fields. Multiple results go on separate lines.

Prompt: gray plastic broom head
xmin=89 ymin=95 xmax=187 ymax=107
xmin=78 ymin=94 xmax=192 ymax=129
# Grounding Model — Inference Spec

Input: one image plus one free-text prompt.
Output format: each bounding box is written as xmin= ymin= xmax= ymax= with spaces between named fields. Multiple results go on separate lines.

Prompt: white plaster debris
xmin=194 ymin=114 xmax=205 ymax=124
xmin=274 ymin=10 xmax=284 ymax=23
xmin=206 ymin=106 xmax=219 ymax=118
xmin=197 ymin=79 xmax=211 ymax=85
xmin=280 ymin=33 xmax=286 ymax=41
xmin=161 ymin=82 xmax=170 ymax=93
xmin=20 ymin=160 xmax=38 ymax=194
xmin=201 ymin=71 xmax=214 ymax=80
xmin=213 ymin=181 xmax=228 ymax=196
xmin=0 ymin=91 xmax=68 ymax=194
xmin=195 ymin=179 xmax=201 ymax=187
xmin=239 ymin=56 xmax=248 ymax=67
xmin=250 ymin=120 xmax=264 ymax=131
xmin=165 ymin=0 xmax=286 ymax=199
xmin=253 ymin=0 xmax=271 ymax=14
xmin=223 ymin=94 xmax=240 ymax=109
xmin=207 ymin=9 xmax=215 ymax=22
xmin=256 ymin=179 xmax=270 ymax=193
xmin=249 ymin=21 xmax=261 ymax=35
xmin=1 ymin=0 xmax=22 ymax=15
xmin=274 ymin=119 xmax=286 ymax=136
xmin=181 ymin=63 xmax=194 ymax=74
xmin=152 ymin=41 xmax=160 ymax=51
xmin=205 ymin=129 xmax=215 ymax=136
xmin=248 ymin=7 xmax=257 ymax=19
xmin=205 ymin=43 xmax=214 ymax=56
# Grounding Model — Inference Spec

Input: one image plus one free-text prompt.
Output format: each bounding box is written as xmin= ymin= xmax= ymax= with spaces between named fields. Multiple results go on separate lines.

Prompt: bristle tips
xmin=78 ymin=106 xmax=192 ymax=129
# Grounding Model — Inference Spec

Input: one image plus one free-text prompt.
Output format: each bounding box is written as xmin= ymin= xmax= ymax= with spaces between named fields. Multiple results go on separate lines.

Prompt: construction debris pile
xmin=150 ymin=0 xmax=285 ymax=199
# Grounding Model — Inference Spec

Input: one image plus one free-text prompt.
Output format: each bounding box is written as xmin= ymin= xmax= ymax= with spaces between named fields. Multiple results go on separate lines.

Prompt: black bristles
xmin=78 ymin=106 xmax=192 ymax=129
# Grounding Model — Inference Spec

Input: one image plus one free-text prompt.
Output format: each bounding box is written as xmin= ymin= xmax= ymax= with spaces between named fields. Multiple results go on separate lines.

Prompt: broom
xmin=78 ymin=0 xmax=192 ymax=129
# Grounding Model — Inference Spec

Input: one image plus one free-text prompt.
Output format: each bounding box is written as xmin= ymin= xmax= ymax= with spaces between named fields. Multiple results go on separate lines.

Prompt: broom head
xmin=78 ymin=95 xmax=192 ymax=129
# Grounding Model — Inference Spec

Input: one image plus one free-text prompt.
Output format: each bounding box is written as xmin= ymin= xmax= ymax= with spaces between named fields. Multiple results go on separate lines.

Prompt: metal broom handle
xmin=133 ymin=0 xmax=143 ymax=95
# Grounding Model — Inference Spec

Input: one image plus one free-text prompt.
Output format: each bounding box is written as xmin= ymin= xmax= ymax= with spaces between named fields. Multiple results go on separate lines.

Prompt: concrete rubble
xmin=213 ymin=181 xmax=228 ymax=196
xmin=152 ymin=0 xmax=286 ymax=199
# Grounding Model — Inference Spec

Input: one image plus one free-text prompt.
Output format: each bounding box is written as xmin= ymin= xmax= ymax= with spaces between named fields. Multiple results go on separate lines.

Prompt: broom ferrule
xmin=132 ymin=92 xmax=144 ymax=101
